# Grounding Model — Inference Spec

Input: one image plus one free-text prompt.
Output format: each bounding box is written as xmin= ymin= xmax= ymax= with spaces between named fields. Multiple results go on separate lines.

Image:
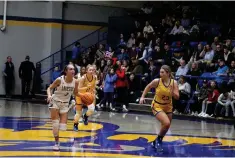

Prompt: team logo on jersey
xmin=0 ymin=116 xmax=234 ymax=157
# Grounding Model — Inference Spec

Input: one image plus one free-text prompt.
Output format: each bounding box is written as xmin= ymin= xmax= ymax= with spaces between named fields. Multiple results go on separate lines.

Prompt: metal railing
xmin=37 ymin=27 xmax=108 ymax=85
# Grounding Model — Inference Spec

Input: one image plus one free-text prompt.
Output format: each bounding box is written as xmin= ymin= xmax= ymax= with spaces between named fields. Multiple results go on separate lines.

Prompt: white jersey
xmin=52 ymin=76 xmax=75 ymax=103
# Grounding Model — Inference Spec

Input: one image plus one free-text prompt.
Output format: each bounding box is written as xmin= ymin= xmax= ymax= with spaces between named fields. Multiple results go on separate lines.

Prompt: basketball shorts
xmin=48 ymin=99 xmax=70 ymax=114
xmin=151 ymin=101 xmax=173 ymax=116
xmin=75 ymin=96 xmax=95 ymax=112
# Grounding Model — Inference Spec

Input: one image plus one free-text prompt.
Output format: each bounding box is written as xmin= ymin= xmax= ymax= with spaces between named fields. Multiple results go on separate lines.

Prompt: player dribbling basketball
xmin=73 ymin=64 xmax=97 ymax=131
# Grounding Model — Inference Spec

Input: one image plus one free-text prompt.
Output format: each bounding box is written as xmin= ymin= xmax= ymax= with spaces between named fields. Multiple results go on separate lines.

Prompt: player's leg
xmin=151 ymin=104 xmax=171 ymax=152
xmin=73 ymin=104 xmax=82 ymax=131
xmin=50 ymin=107 xmax=60 ymax=151
xmin=83 ymin=103 xmax=95 ymax=125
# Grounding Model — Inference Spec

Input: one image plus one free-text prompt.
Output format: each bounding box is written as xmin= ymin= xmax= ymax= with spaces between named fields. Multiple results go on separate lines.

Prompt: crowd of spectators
xmin=51 ymin=2 xmax=235 ymax=119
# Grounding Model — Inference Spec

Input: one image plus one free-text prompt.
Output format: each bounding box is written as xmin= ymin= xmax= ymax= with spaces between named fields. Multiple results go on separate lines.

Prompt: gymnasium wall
xmin=0 ymin=1 xmax=125 ymax=95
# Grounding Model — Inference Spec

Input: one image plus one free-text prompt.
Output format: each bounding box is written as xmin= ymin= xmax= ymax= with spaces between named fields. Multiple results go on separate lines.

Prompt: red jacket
xmin=208 ymin=89 xmax=220 ymax=102
xmin=116 ymin=69 xmax=128 ymax=88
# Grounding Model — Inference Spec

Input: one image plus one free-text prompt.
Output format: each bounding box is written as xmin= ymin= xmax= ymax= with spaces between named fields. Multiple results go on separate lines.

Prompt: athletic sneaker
xmin=152 ymin=139 xmax=163 ymax=152
xmin=53 ymin=144 xmax=60 ymax=151
xmin=122 ymin=105 xmax=129 ymax=113
xmin=83 ymin=114 xmax=88 ymax=125
xmin=73 ymin=123 xmax=78 ymax=132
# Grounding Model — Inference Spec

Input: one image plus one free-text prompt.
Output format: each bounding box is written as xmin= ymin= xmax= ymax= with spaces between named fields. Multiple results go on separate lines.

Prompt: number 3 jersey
xmin=153 ymin=78 xmax=174 ymax=105
xmin=52 ymin=76 xmax=75 ymax=103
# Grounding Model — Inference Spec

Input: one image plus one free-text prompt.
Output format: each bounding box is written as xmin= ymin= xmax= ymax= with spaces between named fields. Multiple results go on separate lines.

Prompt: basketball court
xmin=0 ymin=100 xmax=234 ymax=157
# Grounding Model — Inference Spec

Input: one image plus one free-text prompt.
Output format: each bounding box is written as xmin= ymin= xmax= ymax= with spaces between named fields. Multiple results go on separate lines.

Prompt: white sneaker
xmin=122 ymin=105 xmax=129 ymax=113
xmin=173 ymin=110 xmax=179 ymax=114
xmin=53 ymin=144 xmax=60 ymax=151
xmin=195 ymin=112 xmax=198 ymax=116
xmin=198 ymin=112 xmax=203 ymax=117
xmin=79 ymin=117 xmax=83 ymax=123
xmin=96 ymin=105 xmax=101 ymax=110
xmin=191 ymin=112 xmax=195 ymax=116
xmin=203 ymin=113 xmax=209 ymax=118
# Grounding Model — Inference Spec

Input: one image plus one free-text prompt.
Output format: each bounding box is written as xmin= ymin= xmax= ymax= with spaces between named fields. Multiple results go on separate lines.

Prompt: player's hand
xmin=139 ymin=97 xmax=145 ymax=104
xmin=47 ymin=96 xmax=52 ymax=103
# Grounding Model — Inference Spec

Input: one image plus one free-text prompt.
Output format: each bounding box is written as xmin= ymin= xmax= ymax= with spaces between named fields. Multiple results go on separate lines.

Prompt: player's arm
xmin=74 ymin=79 xmax=81 ymax=97
xmin=139 ymin=79 xmax=159 ymax=104
xmin=47 ymin=78 xmax=61 ymax=102
xmin=172 ymin=80 xmax=180 ymax=100
xmin=77 ymin=76 xmax=89 ymax=92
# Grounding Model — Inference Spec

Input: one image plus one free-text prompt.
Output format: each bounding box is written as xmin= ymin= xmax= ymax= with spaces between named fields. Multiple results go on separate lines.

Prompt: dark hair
xmin=61 ymin=64 xmax=74 ymax=76
xmin=75 ymin=42 xmax=80 ymax=47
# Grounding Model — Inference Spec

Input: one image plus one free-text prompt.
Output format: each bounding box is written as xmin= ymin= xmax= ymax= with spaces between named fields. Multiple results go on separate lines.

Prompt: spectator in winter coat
xmin=116 ymin=65 xmax=129 ymax=112
xmin=98 ymin=67 xmax=117 ymax=111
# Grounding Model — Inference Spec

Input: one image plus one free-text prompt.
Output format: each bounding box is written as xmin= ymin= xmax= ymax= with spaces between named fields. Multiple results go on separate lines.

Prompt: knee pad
xmin=52 ymin=120 xmax=59 ymax=129
xmin=59 ymin=123 xmax=67 ymax=131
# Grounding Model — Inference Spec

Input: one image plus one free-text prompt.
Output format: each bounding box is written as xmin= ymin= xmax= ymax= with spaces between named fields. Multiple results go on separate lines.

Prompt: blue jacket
xmin=104 ymin=74 xmax=117 ymax=92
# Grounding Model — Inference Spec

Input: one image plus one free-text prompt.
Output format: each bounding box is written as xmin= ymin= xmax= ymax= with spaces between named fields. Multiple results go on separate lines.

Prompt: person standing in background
xmin=2 ymin=56 xmax=15 ymax=98
xmin=72 ymin=42 xmax=81 ymax=60
xmin=19 ymin=56 xmax=36 ymax=99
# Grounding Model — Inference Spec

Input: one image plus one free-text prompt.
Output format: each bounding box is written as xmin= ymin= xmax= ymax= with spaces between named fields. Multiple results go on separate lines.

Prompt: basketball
xmin=80 ymin=92 xmax=94 ymax=106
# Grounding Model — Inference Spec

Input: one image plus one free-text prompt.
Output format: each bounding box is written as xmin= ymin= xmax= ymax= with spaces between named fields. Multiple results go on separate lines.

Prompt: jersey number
xmin=162 ymin=95 xmax=170 ymax=101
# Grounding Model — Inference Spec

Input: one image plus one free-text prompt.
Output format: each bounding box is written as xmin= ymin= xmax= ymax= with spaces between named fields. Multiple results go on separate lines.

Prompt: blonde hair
xmin=161 ymin=65 xmax=174 ymax=79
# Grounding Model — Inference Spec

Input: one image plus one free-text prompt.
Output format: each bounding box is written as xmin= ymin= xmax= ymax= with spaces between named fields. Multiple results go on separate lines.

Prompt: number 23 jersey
xmin=153 ymin=78 xmax=174 ymax=106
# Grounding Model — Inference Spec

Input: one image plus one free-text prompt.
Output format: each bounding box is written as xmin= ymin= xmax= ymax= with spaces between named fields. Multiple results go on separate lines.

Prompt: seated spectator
xmin=209 ymin=44 xmax=223 ymax=71
xmin=98 ymin=67 xmax=117 ymax=111
xmin=225 ymin=39 xmax=233 ymax=51
xmin=80 ymin=58 xmax=88 ymax=67
xmin=227 ymin=60 xmax=235 ymax=77
xmin=127 ymin=33 xmax=136 ymax=48
xmin=143 ymin=21 xmax=154 ymax=35
xmin=99 ymin=59 xmax=106 ymax=72
xmin=128 ymin=44 xmax=138 ymax=59
xmin=199 ymin=45 xmax=215 ymax=64
xmin=211 ymin=37 xmax=220 ymax=51
xmin=136 ymin=32 xmax=144 ymax=46
xmin=190 ymin=80 xmax=208 ymax=116
xmin=138 ymin=46 xmax=152 ymax=61
xmin=175 ymin=59 xmax=189 ymax=77
xmin=162 ymin=43 xmax=173 ymax=66
xmin=96 ymin=44 xmax=105 ymax=60
xmin=148 ymin=59 xmax=157 ymax=80
xmin=199 ymin=80 xmax=219 ymax=117
xmin=213 ymin=59 xmax=228 ymax=76
xmin=222 ymin=46 xmax=233 ymax=66
xmin=190 ymin=43 xmax=203 ymax=63
xmin=152 ymin=45 xmax=162 ymax=63
xmin=187 ymin=62 xmax=202 ymax=90
xmin=214 ymin=91 xmax=231 ymax=118
xmin=117 ymin=48 xmax=129 ymax=61
xmin=104 ymin=47 xmax=114 ymax=60
xmin=181 ymin=13 xmax=190 ymax=28
xmin=123 ymin=60 xmax=130 ymax=72
xmin=131 ymin=60 xmax=143 ymax=75
xmin=189 ymin=21 xmax=200 ymax=35
xmin=128 ymin=73 xmax=141 ymax=103
xmin=169 ymin=21 xmax=184 ymax=35
xmin=174 ymin=75 xmax=191 ymax=114
xmin=230 ymin=88 xmax=235 ymax=117
xmin=103 ymin=59 xmax=113 ymax=78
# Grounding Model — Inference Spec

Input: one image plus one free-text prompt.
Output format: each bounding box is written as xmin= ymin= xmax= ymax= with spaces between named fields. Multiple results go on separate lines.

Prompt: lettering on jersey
xmin=162 ymin=95 xmax=170 ymax=101
xmin=61 ymin=86 xmax=74 ymax=92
